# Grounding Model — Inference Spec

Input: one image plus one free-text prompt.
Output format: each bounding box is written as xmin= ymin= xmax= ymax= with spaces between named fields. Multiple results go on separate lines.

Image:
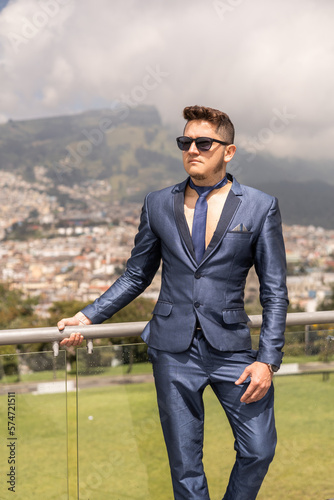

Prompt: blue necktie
xmin=189 ymin=176 xmax=228 ymax=263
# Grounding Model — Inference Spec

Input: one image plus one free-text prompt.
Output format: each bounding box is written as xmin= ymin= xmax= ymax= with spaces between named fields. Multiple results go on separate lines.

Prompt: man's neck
xmin=189 ymin=172 xmax=228 ymax=188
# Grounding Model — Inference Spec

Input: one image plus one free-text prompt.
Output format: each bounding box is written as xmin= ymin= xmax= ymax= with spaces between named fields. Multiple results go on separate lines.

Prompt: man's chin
xmin=190 ymin=173 xmax=206 ymax=181
xmin=184 ymin=165 xmax=206 ymax=181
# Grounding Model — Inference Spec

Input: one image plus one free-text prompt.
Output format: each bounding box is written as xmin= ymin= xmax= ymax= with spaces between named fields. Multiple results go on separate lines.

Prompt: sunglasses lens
xmin=176 ymin=137 xmax=214 ymax=151
xmin=176 ymin=137 xmax=191 ymax=151
xmin=196 ymin=139 xmax=212 ymax=151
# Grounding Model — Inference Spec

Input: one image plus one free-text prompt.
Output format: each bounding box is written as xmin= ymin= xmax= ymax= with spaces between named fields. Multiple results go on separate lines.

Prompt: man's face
xmin=181 ymin=120 xmax=235 ymax=184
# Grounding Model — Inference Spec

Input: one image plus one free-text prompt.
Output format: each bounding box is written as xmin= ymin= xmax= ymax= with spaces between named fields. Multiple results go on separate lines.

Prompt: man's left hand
xmin=235 ymin=362 xmax=273 ymax=404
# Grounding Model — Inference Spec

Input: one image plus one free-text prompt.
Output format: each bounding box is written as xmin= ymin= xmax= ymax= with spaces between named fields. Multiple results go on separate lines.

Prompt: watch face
xmin=271 ymin=364 xmax=279 ymax=372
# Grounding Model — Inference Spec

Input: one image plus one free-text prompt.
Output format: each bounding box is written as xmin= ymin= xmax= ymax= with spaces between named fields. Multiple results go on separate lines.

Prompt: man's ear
xmin=224 ymin=144 xmax=236 ymax=163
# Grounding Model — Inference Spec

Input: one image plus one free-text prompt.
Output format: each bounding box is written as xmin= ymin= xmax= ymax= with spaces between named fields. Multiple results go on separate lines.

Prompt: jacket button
xmin=194 ymin=273 xmax=201 ymax=279
xmin=194 ymin=302 xmax=200 ymax=308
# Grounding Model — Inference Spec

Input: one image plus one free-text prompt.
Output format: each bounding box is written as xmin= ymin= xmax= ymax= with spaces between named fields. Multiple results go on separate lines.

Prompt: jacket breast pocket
xmin=225 ymin=231 xmax=253 ymax=237
xmin=152 ymin=301 xmax=173 ymax=317
xmin=223 ymin=231 xmax=253 ymax=263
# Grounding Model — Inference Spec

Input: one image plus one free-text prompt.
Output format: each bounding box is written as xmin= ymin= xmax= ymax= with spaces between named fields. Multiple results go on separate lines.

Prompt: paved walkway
xmin=1 ymin=361 xmax=334 ymax=395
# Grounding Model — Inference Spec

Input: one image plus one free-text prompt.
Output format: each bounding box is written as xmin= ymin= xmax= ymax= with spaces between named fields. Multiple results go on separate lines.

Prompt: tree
xmin=48 ymin=297 xmax=155 ymax=373
xmin=0 ymin=282 xmax=40 ymax=378
xmin=0 ymin=282 xmax=39 ymax=330
xmin=317 ymin=284 xmax=334 ymax=311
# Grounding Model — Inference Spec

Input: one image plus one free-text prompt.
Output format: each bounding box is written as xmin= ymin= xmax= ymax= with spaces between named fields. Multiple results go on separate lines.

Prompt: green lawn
xmin=0 ymin=390 xmax=69 ymax=499
xmin=1 ymin=353 xmax=334 ymax=499
xmin=75 ymin=374 xmax=334 ymax=500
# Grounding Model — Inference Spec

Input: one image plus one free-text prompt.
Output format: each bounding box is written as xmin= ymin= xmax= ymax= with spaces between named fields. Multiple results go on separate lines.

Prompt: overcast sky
xmin=0 ymin=0 xmax=333 ymax=162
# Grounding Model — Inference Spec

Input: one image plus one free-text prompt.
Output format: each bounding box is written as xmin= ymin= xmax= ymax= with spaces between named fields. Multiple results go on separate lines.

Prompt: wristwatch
xmin=267 ymin=363 xmax=279 ymax=374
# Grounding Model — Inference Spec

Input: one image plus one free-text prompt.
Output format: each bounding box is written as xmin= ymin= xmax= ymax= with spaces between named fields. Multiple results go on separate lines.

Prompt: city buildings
xmin=1 ymin=171 xmax=334 ymax=317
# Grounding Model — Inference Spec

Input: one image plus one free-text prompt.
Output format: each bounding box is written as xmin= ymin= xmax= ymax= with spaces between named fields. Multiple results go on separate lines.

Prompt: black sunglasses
xmin=176 ymin=136 xmax=230 ymax=152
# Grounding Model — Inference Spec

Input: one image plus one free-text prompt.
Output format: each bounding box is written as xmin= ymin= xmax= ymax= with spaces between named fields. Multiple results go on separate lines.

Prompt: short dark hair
xmin=183 ymin=105 xmax=235 ymax=144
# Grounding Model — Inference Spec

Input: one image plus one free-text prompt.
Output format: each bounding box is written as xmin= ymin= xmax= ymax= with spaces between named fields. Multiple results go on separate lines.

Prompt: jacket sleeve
xmin=81 ymin=193 xmax=161 ymax=323
xmin=253 ymin=197 xmax=289 ymax=367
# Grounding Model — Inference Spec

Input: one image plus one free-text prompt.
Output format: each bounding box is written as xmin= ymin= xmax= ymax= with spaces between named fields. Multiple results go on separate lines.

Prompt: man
xmin=58 ymin=105 xmax=289 ymax=500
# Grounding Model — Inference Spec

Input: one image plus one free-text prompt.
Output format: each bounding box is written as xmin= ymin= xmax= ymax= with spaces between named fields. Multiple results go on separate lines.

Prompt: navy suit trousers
xmin=148 ymin=330 xmax=276 ymax=500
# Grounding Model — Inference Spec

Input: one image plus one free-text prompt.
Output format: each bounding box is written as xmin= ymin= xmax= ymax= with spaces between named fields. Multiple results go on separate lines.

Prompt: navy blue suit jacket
xmin=82 ymin=174 xmax=289 ymax=367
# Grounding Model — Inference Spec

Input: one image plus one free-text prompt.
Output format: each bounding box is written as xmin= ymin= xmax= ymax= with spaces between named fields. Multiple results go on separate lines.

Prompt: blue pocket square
xmin=231 ymin=223 xmax=250 ymax=232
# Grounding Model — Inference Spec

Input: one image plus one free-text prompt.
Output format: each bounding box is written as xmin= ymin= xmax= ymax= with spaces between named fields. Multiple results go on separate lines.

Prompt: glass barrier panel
xmin=76 ymin=344 xmax=173 ymax=500
xmin=76 ymin=334 xmax=334 ymax=500
xmin=0 ymin=350 xmax=69 ymax=500
xmin=251 ymin=328 xmax=334 ymax=499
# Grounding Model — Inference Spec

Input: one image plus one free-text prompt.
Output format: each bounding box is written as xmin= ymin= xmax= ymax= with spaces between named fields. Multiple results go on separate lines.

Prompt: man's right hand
xmin=57 ymin=313 xmax=92 ymax=347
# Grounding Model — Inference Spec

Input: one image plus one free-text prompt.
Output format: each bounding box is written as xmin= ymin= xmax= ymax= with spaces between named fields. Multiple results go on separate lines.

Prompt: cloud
xmin=0 ymin=0 xmax=333 ymax=161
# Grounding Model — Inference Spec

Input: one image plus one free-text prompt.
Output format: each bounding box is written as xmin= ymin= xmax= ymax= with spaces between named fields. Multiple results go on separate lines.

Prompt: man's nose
xmin=188 ymin=140 xmax=200 ymax=154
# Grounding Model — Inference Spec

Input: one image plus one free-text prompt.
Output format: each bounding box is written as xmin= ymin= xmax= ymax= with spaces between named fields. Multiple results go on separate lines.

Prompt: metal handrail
xmin=0 ymin=321 xmax=147 ymax=346
xmin=0 ymin=311 xmax=334 ymax=356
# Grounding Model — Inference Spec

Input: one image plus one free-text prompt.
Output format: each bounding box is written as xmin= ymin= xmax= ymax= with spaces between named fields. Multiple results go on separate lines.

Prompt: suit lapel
xmin=173 ymin=188 xmax=197 ymax=262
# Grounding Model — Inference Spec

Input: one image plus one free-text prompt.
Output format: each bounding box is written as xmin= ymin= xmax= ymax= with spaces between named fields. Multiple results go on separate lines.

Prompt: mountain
xmin=251 ymin=180 xmax=334 ymax=229
xmin=229 ymin=152 xmax=334 ymax=228
xmin=0 ymin=105 xmax=185 ymax=202
xmin=1 ymin=105 xmax=333 ymax=227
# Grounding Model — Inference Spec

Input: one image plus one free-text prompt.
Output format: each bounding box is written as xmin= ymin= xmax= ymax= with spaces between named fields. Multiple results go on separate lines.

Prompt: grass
xmin=76 ymin=374 xmax=334 ymax=500
xmin=281 ymin=355 xmax=314 ymax=364
xmin=260 ymin=375 xmax=334 ymax=499
xmin=0 ymin=391 xmax=69 ymax=499
xmin=0 ymin=349 xmax=334 ymax=499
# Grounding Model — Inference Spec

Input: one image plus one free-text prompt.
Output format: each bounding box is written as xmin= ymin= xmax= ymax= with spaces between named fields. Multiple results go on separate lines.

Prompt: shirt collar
xmin=172 ymin=173 xmax=243 ymax=196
